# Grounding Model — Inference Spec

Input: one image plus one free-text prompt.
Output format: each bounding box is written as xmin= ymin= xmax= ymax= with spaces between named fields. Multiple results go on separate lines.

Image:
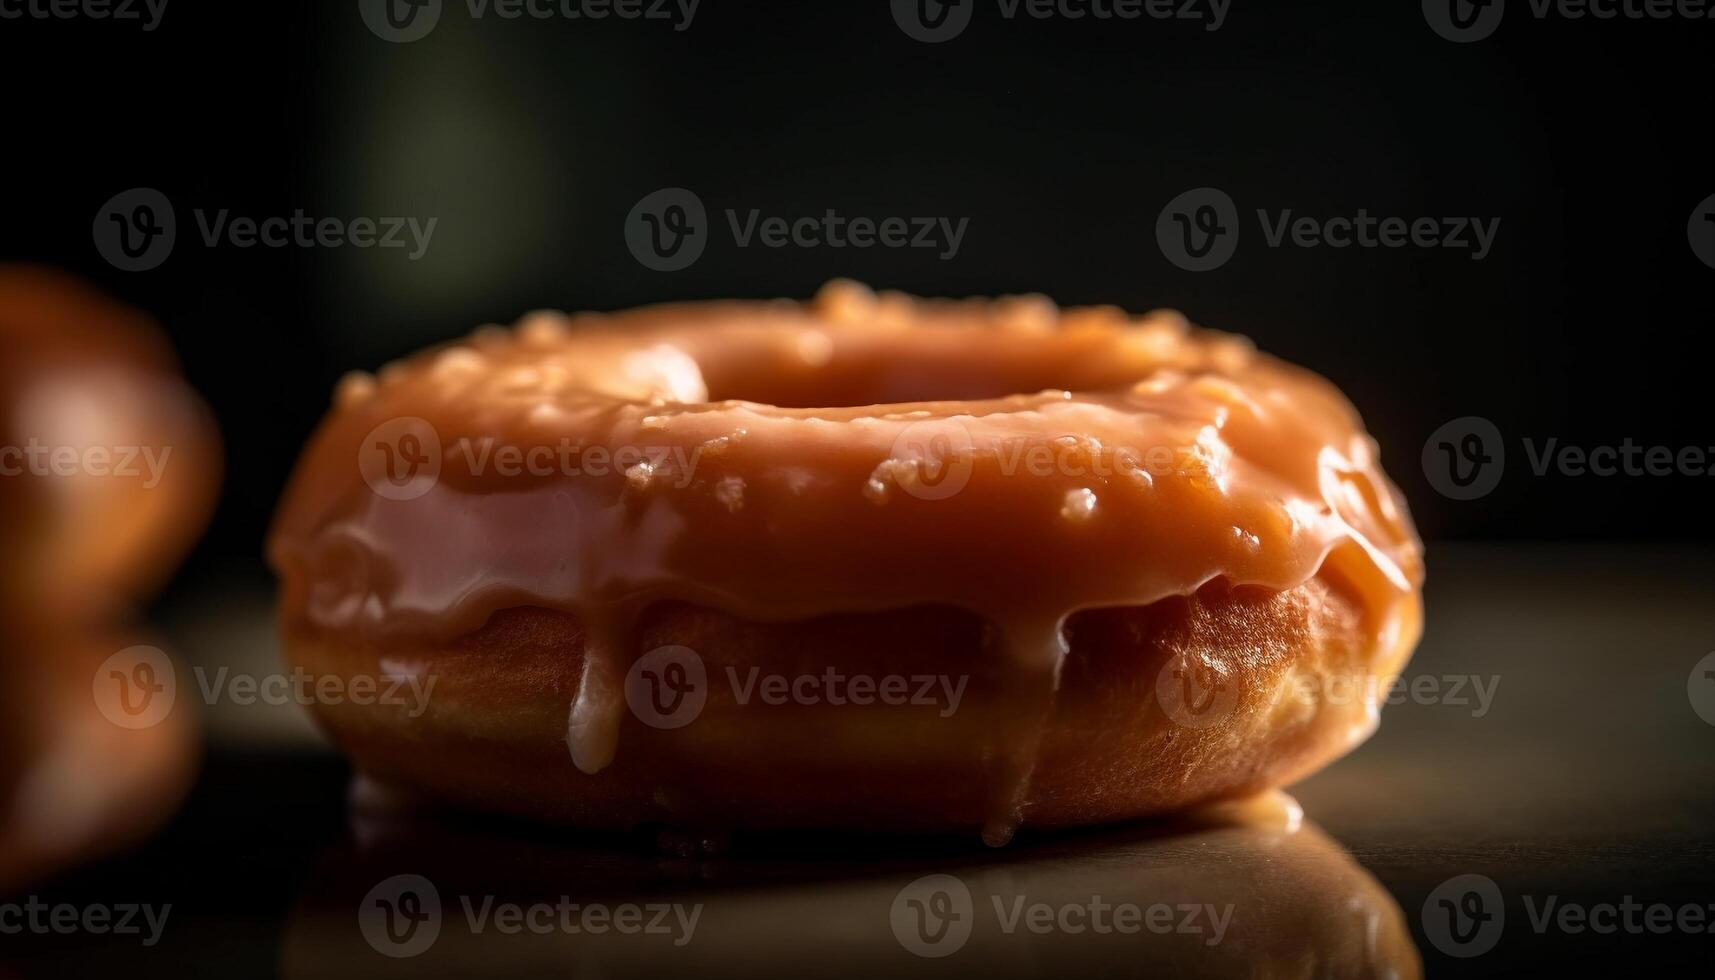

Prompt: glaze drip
xmin=981 ymin=616 xmax=1071 ymax=846
xmin=564 ymin=606 xmax=636 ymax=776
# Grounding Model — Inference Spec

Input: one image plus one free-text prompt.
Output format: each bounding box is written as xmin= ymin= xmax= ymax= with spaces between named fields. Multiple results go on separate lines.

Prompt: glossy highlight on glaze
xmin=268 ymin=281 xmax=1423 ymax=843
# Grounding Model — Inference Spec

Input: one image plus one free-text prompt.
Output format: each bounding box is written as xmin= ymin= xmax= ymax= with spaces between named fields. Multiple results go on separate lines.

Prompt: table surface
xmin=3 ymin=543 xmax=1712 ymax=977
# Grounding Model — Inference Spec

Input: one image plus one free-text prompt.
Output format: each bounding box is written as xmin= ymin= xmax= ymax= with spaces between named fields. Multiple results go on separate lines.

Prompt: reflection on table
xmin=282 ymin=791 xmax=1418 ymax=979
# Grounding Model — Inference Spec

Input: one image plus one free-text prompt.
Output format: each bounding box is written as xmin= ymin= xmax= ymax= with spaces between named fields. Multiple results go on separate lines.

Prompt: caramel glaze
xmin=268 ymin=281 xmax=1424 ymax=844
xmin=0 ymin=266 xmax=214 ymax=887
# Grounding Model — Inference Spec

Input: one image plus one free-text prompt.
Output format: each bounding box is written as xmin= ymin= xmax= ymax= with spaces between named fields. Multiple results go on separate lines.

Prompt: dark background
xmin=0 ymin=0 xmax=1710 ymax=580
xmin=3 ymin=6 xmax=1714 ymax=977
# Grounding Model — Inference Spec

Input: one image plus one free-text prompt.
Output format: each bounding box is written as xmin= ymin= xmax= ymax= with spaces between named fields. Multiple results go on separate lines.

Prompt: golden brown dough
xmin=270 ymin=281 xmax=1423 ymax=842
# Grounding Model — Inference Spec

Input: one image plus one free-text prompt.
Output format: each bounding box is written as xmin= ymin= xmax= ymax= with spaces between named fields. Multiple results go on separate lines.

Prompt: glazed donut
xmin=0 ymin=266 xmax=221 ymax=622
xmin=0 ymin=266 xmax=217 ymax=889
xmin=268 ymin=281 xmax=1423 ymax=844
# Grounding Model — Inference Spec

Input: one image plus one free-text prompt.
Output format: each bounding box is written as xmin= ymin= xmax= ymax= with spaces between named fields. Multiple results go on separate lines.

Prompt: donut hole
xmin=704 ymin=361 xmax=1063 ymax=408
xmin=695 ymin=332 xmax=1151 ymax=409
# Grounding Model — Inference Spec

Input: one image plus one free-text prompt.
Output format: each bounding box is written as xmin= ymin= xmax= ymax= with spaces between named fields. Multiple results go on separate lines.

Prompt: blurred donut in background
xmin=0 ymin=266 xmax=220 ymax=892
xmin=0 ymin=266 xmax=220 ymax=620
